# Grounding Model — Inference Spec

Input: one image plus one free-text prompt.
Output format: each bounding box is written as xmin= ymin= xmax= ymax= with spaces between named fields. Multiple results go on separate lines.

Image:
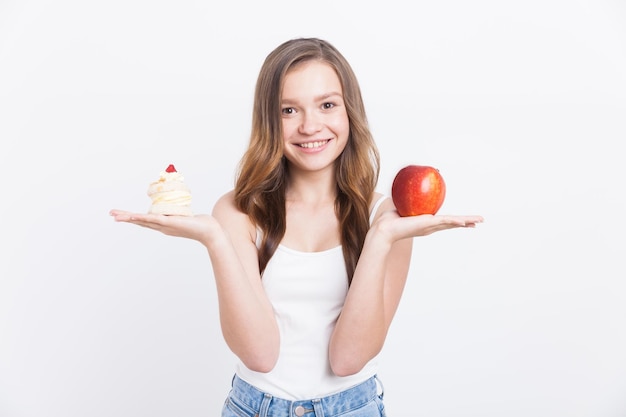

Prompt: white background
xmin=1 ymin=1 xmax=625 ymax=416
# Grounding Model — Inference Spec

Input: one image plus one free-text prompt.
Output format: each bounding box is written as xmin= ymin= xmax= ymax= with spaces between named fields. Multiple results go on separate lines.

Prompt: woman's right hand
xmin=111 ymin=193 xmax=280 ymax=372
xmin=109 ymin=209 xmax=221 ymax=245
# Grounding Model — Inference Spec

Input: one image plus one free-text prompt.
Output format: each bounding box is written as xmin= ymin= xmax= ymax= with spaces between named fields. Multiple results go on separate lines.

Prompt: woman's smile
xmin=296 ymin=138 xmax=332 ymax=150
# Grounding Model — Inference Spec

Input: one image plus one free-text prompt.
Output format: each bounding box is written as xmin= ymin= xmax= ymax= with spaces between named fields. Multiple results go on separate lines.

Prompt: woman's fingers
xmin=109 ymin=210 xmax=169 ymax=231
xmin=439 ymin=215 xmax=484 ymax=227
xmin=428 ymin=215 xmax=484 ymax=233
xmin=110 ymin=209 xmax=217 ymax=243
xmin=376 ymin=212 xmax=484 ymax=241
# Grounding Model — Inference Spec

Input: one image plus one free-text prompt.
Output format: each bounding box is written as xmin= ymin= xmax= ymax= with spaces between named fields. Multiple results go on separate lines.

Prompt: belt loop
xmin=312 ymin=398 xmax=324 ymax=417
xmin=258 ymin=393 xmax=272 ymax=417
xmin=374 ymin=375 xmax=385 ymax=399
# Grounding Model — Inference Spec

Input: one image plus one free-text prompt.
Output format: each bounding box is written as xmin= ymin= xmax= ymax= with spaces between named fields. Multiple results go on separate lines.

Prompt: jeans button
xmin=294 ymin=405 xmax=305 ymax=416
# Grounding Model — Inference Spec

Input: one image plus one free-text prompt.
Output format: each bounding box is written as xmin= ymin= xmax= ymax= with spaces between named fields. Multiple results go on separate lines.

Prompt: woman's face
xmin=280 ymin=60 xmax=349 ymax=175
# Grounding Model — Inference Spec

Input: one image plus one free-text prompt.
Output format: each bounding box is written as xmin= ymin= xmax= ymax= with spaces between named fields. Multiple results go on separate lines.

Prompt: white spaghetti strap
xmin=369 ymin=195 xmax=388 ymax=225
xmin=255 ymin=226 xmax=263 ymax=249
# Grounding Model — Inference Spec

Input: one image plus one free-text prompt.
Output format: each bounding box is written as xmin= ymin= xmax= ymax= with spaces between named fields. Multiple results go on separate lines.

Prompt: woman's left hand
xmin=372 ymin=209 xmax=484 ymax=243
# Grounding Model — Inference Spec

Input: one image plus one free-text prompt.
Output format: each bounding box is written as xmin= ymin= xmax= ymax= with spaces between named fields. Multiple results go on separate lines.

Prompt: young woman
xmin=110 ymin=37 xmax=483 ymax=417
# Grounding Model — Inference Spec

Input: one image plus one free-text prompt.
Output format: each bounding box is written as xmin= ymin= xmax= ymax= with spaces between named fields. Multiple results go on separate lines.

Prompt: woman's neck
xmin=285 ymin=167 xmax=337 ymax=205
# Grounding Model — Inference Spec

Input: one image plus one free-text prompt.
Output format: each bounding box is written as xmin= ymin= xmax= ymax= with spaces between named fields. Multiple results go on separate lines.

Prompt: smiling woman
xmin=280 ymin=61 xmax=350 ymax=174
xmin=110 ymin=37 xmax=482 ymax=417
xmin=3 ymin=0 xmax=626 ymax=416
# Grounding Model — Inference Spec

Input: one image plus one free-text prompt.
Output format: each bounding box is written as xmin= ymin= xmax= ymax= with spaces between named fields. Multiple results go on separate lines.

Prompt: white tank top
xmin=235 ymin=195 xmax=387 ymax=400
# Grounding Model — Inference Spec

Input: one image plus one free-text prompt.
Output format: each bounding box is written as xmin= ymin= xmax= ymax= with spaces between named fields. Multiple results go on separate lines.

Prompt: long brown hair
xmin=234 ymin=38 xmax=380 ymax=283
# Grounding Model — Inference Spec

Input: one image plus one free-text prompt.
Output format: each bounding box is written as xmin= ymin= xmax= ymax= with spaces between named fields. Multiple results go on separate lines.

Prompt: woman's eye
xmin=322 ymin=102 xmax=335 ymax=110
xmin=282 ymin=107 xmax=294 ymax=115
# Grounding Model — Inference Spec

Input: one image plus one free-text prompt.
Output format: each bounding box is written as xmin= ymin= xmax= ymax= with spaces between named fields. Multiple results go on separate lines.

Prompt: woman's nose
xmin=298 ymin=111 xmax=322 ymax=135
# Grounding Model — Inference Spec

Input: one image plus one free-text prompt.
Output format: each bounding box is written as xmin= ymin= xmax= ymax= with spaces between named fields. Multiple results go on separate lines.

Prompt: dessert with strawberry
xmin=147 ymin=164 xmax=193 ymax=216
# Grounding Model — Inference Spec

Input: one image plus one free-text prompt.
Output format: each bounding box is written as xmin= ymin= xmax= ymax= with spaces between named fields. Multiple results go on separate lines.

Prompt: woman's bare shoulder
xmin=371 ymin=192 xmax=394 ymax=210
xmin=370 ymin=192 xmax=394 ymax=222
xmin=212 ymin=189 xmax=237 ymax=213
xmin=212 ymin=190 xmax=255 ymax=238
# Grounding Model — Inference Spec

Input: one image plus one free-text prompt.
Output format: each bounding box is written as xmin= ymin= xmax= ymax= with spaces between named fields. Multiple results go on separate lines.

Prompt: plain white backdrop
xmin=1 ymin=0 xmax=625 ymax=416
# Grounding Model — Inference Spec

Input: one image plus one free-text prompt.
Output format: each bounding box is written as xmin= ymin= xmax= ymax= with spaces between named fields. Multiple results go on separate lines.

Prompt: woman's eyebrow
xmin=281 ymin=91 xmax=343 ymax=104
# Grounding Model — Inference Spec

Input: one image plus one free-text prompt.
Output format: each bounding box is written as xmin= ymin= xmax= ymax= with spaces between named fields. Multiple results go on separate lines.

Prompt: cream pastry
xmin=147 ymin=164 xmax=193 ymax=216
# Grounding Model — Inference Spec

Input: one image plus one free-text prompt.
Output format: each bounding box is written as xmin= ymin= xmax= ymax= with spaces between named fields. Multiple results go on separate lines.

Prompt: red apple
xmin=391 ymin=165 xmax=446 ymax=216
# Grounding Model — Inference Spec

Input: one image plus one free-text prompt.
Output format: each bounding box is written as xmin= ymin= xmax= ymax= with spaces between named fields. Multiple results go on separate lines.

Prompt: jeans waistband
xmin=228 ymin=374 xmax=381 ymax=417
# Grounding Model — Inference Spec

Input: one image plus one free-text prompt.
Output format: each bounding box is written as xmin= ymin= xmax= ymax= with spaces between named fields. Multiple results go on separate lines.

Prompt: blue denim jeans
xmin=222 ymin=374 xmax=386 ymax=417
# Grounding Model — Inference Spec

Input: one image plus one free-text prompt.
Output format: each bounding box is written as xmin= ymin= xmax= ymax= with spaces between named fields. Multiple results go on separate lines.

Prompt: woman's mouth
xmin=297 ymin=139 xmax=330 ymax=149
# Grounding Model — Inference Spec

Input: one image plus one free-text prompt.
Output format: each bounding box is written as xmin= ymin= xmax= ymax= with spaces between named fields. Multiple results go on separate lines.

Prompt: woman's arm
xmin=110 ymin=190 xmax=280 ymax=372
xmin=328 ymin=197 xmax=483 ymax=376
xmin=209 ymin=191 xmax=280 ymax=372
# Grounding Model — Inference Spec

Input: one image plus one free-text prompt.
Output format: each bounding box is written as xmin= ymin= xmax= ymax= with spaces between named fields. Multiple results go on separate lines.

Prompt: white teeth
xmin=299 ymin=140 xmax=328 ymax=149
